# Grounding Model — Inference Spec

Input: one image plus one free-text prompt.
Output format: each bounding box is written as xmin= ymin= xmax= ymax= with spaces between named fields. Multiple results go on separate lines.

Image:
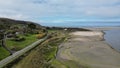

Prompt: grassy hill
xmin=0 ymin=18 xmax=42 ymax=29
xmin=0 ymin=18 xmax=46 ymax=60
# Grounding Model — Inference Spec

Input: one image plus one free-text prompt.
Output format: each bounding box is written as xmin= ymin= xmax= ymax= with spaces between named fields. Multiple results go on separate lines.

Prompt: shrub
xmin=10 ymin=36 xmax=26 ymax=42
xmin=36 ymin=33 xmax=46 ymax=39
xmin=15 ymin=36 xmax=26 ymax=41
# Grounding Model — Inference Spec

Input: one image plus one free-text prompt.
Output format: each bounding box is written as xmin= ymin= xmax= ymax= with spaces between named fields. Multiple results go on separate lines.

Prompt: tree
xmin=0 ymin=24 xmax=5 ymax=30
xmin=28 ymin=23 xmax=36 ymax=29
xmin=27 ymin=23 xmax=36 ymax=34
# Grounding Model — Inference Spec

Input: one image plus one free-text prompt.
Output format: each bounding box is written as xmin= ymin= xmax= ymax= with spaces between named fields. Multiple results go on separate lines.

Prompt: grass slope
xmin=12 ymin=31 xmax=67 ymax=68
xmin=6 ymin=34 xmax=38 ymax=51
xmin=0 ymin=34 xmax=38 ymax=60
xmin=0 ymin=47 xmax=10 ymax=60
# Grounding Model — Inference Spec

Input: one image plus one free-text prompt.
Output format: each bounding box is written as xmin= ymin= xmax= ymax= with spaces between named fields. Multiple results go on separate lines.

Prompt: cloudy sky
xmin=0 ymin=0 xmax=120 ymax=26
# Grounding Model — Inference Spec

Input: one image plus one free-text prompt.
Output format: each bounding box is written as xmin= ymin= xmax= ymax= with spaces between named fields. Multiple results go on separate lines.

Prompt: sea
xmin=104 ymin=30 xmax=120 ymax=52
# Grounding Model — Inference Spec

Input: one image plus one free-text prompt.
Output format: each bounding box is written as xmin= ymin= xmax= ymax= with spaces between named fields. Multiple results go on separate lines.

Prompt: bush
xmin=11 ymin=36 xmax=26 ymax=42
xmin=36 ymin=33 xmax=46 ymax=39
xmin=15 ymin=37 xmax=26 ymax=41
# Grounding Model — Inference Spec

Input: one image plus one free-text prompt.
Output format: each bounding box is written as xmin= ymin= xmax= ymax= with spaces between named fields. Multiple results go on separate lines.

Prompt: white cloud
xmin=0 ymin=0 xmax=120 ymax=23
xmin=85 ymin=5 xmax=120 ymax=17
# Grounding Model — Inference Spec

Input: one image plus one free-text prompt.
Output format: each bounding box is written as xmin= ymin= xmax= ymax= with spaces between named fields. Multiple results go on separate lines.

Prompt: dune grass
xmin=51 ymin=59 xmax=68 ymax=68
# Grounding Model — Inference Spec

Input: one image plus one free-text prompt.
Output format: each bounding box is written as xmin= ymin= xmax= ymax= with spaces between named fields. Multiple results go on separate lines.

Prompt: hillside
xmin=0 ymin=18 xmax=47 ymax=61
xmin=0 ymin=18 xmax=42 ymax=29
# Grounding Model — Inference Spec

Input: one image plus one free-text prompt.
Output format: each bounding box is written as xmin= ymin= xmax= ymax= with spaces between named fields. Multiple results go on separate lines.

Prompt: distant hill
xmin=0 ymin=18 xmax=42 ymax=29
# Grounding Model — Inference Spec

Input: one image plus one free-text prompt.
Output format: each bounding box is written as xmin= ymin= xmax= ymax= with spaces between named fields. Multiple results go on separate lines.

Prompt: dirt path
xmin=56 ymin=31 xmax=120 ymax=68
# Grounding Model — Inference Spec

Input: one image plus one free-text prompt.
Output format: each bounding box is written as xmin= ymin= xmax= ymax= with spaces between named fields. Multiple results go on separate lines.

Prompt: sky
xmin=0 ymin=0 xmax=120 ymax=26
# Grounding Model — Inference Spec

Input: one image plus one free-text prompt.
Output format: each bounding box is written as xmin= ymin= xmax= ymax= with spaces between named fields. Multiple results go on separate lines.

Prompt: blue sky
xmin=0 ymin=0 xmax=120 ymax=26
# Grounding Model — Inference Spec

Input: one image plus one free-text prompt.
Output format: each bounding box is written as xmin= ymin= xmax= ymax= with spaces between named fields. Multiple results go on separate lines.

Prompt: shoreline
xmin=56 ymin=31 xmax=120 ymax=68
xmin=104 ymin=30 xmax=120 ymax=53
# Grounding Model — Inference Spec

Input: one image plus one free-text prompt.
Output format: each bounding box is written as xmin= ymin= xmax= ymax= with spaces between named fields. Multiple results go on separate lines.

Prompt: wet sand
xmin=56 ymin=31 xmax=120 ymax=68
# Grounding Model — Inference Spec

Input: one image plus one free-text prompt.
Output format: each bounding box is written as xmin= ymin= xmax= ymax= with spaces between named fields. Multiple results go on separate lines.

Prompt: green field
xmin=0 ymin=34 xmax=38 ymax=60
xmin=6 ymin=34 xmax=38 ymax=50
xmin=0 ymin=47 xmax=10 ymax=60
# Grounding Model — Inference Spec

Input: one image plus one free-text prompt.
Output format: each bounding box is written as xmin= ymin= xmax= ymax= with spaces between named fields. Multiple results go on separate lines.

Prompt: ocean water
xmin=104 ymin=30 xmax=120 ymax=52
xmin=40 ymin=22 xmax=120 ymax=27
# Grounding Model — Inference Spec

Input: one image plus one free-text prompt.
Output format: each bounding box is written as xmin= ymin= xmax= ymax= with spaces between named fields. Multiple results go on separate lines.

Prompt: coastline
xmin=104 ymin=30 xmax=120 ymax=53
xmin=56 ymin=31 xmax=120 ymax=68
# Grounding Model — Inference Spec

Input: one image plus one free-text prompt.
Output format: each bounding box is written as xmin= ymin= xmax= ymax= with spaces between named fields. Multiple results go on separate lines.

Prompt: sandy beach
xmin=56 ymin=31 xmax=120 ymax=68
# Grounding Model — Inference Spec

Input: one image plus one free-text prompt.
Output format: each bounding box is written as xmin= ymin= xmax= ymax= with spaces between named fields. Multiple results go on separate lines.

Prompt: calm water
xmin=41 ymin=22 xmax=120 ymax=27
xmin=104 ymin=30 xmax=120 ymax=52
